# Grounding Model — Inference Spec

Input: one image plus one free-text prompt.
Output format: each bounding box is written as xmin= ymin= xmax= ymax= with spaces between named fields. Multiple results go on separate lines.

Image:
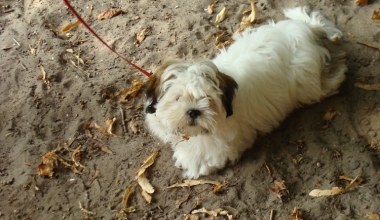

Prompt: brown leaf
xmin=355 ymin=82 xmax=380 ymax=91
xmin=94 ymin=118 xmax=117 ymax=137
xmin=100 ymin=145 xmax=114 ymax=154
xmin=129 ymin=119 xmax=139 ymax=134
xmin=355 ymin=0 xmax=368 ymax=4
xmin=207 ymin=0 xmax=218 ymax=14
xmin=116 ymin=184 xmax=136 ymax=217
xmin=236 ymin=0 xmax=256 ymax=33
xmin=167 ymin=179 xmax=221 ymax=188
xmin=369 ymin=212 xmax=380 ymax=220
xmin=117 ymin=79 xmax=145 ymax=103
xmin=97 ymin=9 xmax=122 ymax=20
xmin=37 ymin=151 xmax=71 ymax=177
xmin=72 ymin=145 xmax=86 ymax=168
xmin=212 ymin=182 xmax=226 ymax=194
xmin=140 ymin=188 xmax=152 ymax=203
xmin=363 ymin=102 xmax=377 ymax=111
xmin=270 ymin=180 xmax=289 ymax=198
xmin=323 ymin=107 xmax=340 ymax=121
xmin=290 ymin=207 xmax=303 ymax=220
xmin=135 ymin=151 xmax=159 ymax=177
xmin=133 ymin=28 xmax=148 ymax=46
xmin=215 ymin=7 xmax=227 ymax=26
xmin=372 ymin=10 xmax=380 ymax=22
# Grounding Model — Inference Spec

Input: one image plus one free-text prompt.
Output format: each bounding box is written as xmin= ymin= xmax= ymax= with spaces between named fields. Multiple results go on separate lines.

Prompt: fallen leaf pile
xmin=309 ymin=175 xmax=362 ymax=197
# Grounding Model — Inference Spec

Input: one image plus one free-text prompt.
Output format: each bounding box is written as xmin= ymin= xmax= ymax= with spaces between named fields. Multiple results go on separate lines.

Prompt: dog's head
xmin=145 ymin=59 xmax=238 ymax=137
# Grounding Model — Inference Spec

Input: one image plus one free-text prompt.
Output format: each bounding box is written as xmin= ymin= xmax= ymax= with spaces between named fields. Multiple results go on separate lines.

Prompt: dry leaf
xmin=62 ymin=5 xmax=93 ymax=32
xmin=116 ymin=184 xmax=136 ymax=217
xmin=135 ymin=151 xmax=159 ymax=176
xmin=372 ymin=10 xmax=380 ymax=22
xmin=309 ymin=187 xmax=344 ymax=197
xmin=140 ymin=188 xmax=152 ymax=203
xmin=212 ymin=182 xmax=226 ymax=194
xmin=97 ymin=9 xmax=122 ymax=20
xmin=184 ymin=214 xmax=200 ymax=220
xmin=215 ymin=7 xmax=227 ymax=26
xmin=94 ymin=118 xmax=117 ymax=137
xmin=363 ymin=102 xmax=377 ymax=111
xmin=106 ymin=118 xmax=116 ymax=135
xmin=191 ymin=208 xmax=233 ymax=219
xmin=291 ymin=207 xmax=303 ymax=220
xmin=129 ymin=119 xmax=138 ymax=134
xmin=323 ymin=107 xmax=340 ymax=121
xmin=167 ymin=179 xmax=221 ymax=188
xmin=269 ymin=180 xmax=289 ymax=198
xmin=117 ymin=79 xmax=145 ymax=103
xmin=136 ymin=173 xmax=155 ymax=194
xmin=237 ymin=0 xmax=256 ymax=33
xmin=355 ymin=82 xmax=380 ymax=91
xmin=37 ymin=151 xmax=71 ymax=177
xmin=207 ymin=0 xmax=218 ymax=14
xmin=38 ymin=64 xmax=51 ymax=89
xmin=134 ymin=28 xmax=148 ymax=46
xmin=29 ymin=45 xmax=37 ymax=55
xmin=100 ymin=145 xmax=114 ymax=154
xmin=72 ymin=145 xmax=86 ymax=168
xmin=369 ymin=212 xmax=380 ymax=220
xmin=355 ymin=0 xmax=368 ymax=4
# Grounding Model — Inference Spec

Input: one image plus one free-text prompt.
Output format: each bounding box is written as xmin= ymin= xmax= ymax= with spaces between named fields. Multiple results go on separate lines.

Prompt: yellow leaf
xmin=215 ymin=7 xmax=227 ymax=26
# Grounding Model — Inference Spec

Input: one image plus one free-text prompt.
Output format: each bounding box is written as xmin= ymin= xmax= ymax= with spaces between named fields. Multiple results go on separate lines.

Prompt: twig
xmin=78 ymin=201 xmax=96 ymax=215
xmin=12 ymin=38 xmax=20 ymax=46
xmin=269 ymin=209 xmax=274 ymax=220
xmin=357 ymin=42 xmax=380 ymax=50
xmin=264 ymin=161 xmax=271 ymax=176
xmin=120 ymin=107 xmax=127 ymax=133
xmin=20 ymin=62 xmax=26 ymax=70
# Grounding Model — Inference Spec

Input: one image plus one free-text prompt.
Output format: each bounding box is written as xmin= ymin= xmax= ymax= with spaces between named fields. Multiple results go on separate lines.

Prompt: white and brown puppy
xmin=144 ymin=7 xmax=347 ymax=179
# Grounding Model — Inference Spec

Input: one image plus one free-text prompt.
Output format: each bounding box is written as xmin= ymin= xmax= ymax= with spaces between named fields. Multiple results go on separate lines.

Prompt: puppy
xmin=144 ymin=7 xmax=346 ymax=179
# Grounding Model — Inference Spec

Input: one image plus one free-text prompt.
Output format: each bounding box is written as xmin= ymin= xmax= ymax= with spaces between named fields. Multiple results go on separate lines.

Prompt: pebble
xmin=316 ymin=162 xmax=321 ymax=167
xmin=349 ymin=160 xmax=360 ymax=170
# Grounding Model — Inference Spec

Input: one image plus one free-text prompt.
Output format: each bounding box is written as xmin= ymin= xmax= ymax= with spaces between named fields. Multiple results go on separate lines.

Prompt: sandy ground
xmin=1 ymin=0 xmax=380 ymax=219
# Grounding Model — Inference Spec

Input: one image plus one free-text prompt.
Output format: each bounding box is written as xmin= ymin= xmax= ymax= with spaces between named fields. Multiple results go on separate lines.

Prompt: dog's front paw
xmin=173 ymin=149 xmax=224 ymax=179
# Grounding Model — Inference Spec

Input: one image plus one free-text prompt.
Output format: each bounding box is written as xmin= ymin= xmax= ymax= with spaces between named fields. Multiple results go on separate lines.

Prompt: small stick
xmin=269 ymin=209 xmax=274 ymax=220
xmin=120 ymin=107 xmax=127 ymax=133
xmin=20 ymin=62 xmax=26 ymax=70
xmin=357 ymin=42 xmax=380 ymax=50
xmin=12 ymin=38 xmax=20 ymax=46
xmin=264 ymin=161 xmax=271 ymax=176
xmin=78 ymin=201 xmax=96 ymax=215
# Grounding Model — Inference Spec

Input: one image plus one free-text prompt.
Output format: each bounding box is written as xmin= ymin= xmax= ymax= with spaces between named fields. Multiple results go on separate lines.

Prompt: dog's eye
xmin=175 ymin=96 xmax=181 ymax=101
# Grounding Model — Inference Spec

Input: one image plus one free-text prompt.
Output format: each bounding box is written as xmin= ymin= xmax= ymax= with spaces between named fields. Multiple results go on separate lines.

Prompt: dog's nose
xmin=187 ymin=109 xmax=201 ymax=119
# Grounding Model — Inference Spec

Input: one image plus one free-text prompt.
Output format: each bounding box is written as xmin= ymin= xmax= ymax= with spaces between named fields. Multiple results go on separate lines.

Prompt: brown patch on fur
xmin=145 ymin=60 xmax=179 ymax=113
xmin=216 ymin=71 xmax=238 ymax=117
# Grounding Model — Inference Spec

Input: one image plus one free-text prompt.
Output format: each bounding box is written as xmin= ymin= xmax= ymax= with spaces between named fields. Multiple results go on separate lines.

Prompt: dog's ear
xmin=145 ymin=60 xmax=178 ymax=114
xmin=216 ymin=71 xmax=238 ymax=117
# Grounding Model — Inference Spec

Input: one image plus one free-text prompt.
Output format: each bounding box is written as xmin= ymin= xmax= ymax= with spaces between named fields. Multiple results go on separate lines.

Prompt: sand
xmin=1 ymin=0 xmax=380 ymax=219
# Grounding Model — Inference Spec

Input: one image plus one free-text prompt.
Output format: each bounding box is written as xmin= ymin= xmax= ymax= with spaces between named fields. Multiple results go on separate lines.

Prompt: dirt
xmin=1 ymin=0 xmax=380 ymax=219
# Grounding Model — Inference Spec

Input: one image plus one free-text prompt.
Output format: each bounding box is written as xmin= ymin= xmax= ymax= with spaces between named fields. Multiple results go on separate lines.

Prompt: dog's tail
xmin=284 ymin=7 xmax=342 ymax=42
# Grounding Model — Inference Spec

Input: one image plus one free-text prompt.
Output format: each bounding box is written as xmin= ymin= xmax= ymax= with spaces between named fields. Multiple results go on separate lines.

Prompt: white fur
xmin=145 ymin=7 xmax=347 ymax=179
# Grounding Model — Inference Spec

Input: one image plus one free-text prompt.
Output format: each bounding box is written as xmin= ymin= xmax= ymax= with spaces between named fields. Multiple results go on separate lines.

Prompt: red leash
xmin=63 ymin=0 xmax=151 ymax=77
